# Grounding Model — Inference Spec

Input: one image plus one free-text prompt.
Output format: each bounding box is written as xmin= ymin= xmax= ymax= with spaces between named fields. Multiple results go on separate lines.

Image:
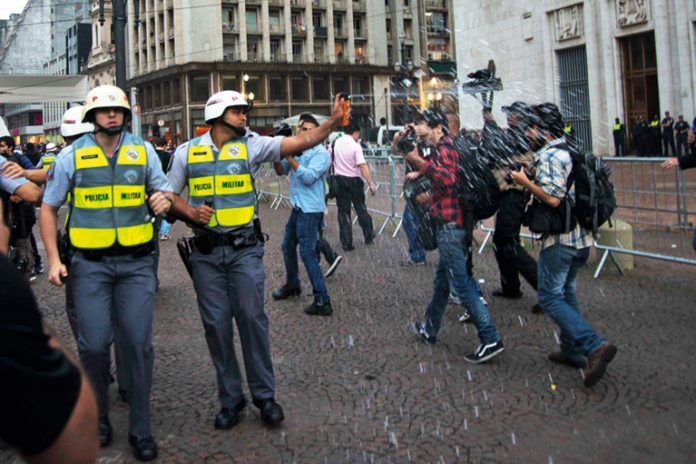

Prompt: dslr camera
xmin=504 ymin=161 xmax=533 ymax=185
xmin=395 ymin=127 xmax=424 ymax=155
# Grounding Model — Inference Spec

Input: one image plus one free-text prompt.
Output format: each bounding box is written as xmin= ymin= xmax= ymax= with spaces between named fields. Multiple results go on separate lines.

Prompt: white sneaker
xmin=325 ymin=255 xmax=343 ymax=278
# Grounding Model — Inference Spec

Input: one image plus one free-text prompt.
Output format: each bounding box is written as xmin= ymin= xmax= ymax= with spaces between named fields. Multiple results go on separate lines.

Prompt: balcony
xmin=333 ymin=0 xmax=346 ymax=10
xmin=314 ymin=51 xmax=327 ymax=63
xmin=222 ymin=23 xmax=237 ymax=34
xmin=353 ymin=0 xmax=366 ymax=11
xmin=424 ymin=0 xmax=447 ymax=9
xmin=426 ymin=26 xmax=449 ymax=35
xmin=334 ymin=26 xmax=347 ymax=38
xmin=269 ymin=52 xmax=287 ymax=63
xmin=312 ymin=0 xmax=326 ymax=8
xmin=247 ymin=23 xmax=261 ymax=34
xmin=269 ymin=23 xmax=284 ymax=34
xmin=224 ymin=50 xmax=240 ymax=62
xmin=315 ymin=26 xmax=327 ymax=37
xmin=268 ymin=0 xmax=284 ymax=6
xmin=246 ymin=51 xmax=260 ymax=62
xmin=354 ymin=54 xmax=367 ymax=64
xmin=354 ymin=28 xmax=366 ymax=39
xmin=291 ymin=24 xmax=307 ymax=36
xmin=290 ymin=0 xmax=304 ymax=8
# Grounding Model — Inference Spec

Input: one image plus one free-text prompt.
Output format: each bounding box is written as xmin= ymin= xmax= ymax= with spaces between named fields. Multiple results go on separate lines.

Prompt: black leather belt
xmin=79 ymin=242 xmax=155 ymax=261
xmin=192 ymin=228 xmax=258 ymax=254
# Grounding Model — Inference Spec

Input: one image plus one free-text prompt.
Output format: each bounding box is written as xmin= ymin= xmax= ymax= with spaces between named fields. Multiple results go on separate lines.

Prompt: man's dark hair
xmin=532 ymin=103 xmax=564 ymax=138
xmin=344 ymin=123 xmax=360 ymax=135
xmin=155 ymin=137 xmax=168 ymax=147
xmin=0 ymin=136 xmax=15 ymax=149
xmin=379 ymin=117 xmax=386 ymax=126
xmin=299 ymin=113 xmax=319 ymax=127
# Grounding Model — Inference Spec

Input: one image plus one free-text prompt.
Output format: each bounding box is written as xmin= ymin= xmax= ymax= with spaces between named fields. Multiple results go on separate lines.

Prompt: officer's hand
xmin=193 ymin=205 xmax=215 ymax=225
xmin=661 ymin=158 xmax=678 ymax=169
xmin=48 ymin=262 xmax=68 ymax=287
xmin=148 ymin=191 xmax=171 ymax=216
xmin=510 ymin=167 xmax=530 ymax=187
xmin=1 ymin=161 xmax=25 ymax=179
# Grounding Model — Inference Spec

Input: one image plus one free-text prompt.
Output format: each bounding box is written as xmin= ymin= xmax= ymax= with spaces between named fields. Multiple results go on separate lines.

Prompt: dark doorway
xmin=620 ymin=31 xmax=659 ymax=153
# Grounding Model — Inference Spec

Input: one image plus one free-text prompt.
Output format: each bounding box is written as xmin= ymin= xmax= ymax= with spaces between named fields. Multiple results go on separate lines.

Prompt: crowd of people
xmin=2 ymin=80 xmax=695 ymax=463
xmin=618 ymin=112 xmax=695 ymax=157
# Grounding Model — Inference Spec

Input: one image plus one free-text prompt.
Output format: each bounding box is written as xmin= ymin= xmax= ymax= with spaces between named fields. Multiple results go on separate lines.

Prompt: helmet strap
xmin=94 ymin=122 xmax=124 ymax=136
xmin=218 ymin=119 xmax=246 ymax=137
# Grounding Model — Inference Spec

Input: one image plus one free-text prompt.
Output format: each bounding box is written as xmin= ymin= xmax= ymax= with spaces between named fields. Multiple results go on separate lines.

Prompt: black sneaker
xmin=325 ymin=255 xmax=343 ymax=278
xmin=304 ymin=300 xmax=333 ymax=316
xmin=342 ymin=245 xmax=355 ymax=251
xmin=272 ymin=285 xmax=301 ymax=300
xmin=464 ymin=340 xmax=505 ymax=364
xmin=491 ymin=289 xmax=523 ymax=299
xmin=33 ymin=262 xmax=44 ymax=275
xmin=411 ymin=321 xmax=436 ymax=344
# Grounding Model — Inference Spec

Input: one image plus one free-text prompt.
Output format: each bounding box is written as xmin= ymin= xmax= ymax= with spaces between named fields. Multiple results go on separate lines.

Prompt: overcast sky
xmin=0 ymin=0 xmax=29 ymax=20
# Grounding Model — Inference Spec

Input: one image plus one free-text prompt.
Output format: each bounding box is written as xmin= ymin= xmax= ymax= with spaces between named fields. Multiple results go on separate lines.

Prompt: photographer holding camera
xmin=481 ymin=102 xmax=540 ymax=312
xmin=510 ymin=103 xmax=618 ymax=388
xmin=398 ymin=109 xmax=504 ymax=364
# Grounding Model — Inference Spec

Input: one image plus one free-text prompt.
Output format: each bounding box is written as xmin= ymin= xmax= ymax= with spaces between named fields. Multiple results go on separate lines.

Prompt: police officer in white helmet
xmin=39 ymin=85 xmax=174 ymax=461
xmin=166 ymin=91 xmax=348 ymax=430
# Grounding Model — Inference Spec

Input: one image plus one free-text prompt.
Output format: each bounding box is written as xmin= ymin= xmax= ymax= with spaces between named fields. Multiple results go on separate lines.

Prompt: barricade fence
xmin=254 ymin=151 xmax=696 ymax=278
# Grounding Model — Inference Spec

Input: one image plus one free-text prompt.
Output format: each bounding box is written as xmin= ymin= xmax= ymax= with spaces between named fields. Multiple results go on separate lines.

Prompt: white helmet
xmin=204 ymin=91 xmax=249 ymax=124
xmin=81 ymin=85 xmax=131 ymax=123
xmin=61 ymin=106 xmax=94 ymax=138
xmin=44 ymin=142 xmax=58 ymax=153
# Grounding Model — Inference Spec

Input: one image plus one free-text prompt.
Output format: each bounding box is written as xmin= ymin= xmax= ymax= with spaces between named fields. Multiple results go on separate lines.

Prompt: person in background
xmin=674 ymin=115 xmax=690 ymax=157
xmin=661 ymin=128 xmax=696 ymax=250
xmin=661 ymin=111 xmax=676 ymax=157
xmin=612 ymin=118 xmax=626 ymax=157
xmin=155 ymin=137 xmax=172 ymax=241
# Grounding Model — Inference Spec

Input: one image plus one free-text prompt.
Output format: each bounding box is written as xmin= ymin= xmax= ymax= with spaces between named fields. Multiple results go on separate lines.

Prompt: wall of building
xmin=453 ymin=0 xmax=696 ymax=155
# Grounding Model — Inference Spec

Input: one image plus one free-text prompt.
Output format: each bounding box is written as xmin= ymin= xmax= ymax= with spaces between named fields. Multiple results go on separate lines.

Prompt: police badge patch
xmin=227 ymin=145 xmax=240 ymax=157
xmin=124 ymin=169 xmax=139 ymax=184
xmin=126 ymin=148 xmax=140 ymax=161
xmin=227 ymin=163 xmax=241 ymax=174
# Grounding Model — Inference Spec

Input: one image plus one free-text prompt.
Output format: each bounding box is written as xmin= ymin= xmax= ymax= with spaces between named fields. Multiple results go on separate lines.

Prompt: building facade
xmin=453 ymin=0 xmax=696 ymax=155
xmin=83 ymin=0 xmax=116 ymax=90
xmin=125 ymin=0 xmax=458 ymax=141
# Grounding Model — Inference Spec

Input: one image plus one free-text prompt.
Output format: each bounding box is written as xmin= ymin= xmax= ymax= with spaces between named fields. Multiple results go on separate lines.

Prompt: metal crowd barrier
xmin=255 ymin=152 xmax=696 ymax=279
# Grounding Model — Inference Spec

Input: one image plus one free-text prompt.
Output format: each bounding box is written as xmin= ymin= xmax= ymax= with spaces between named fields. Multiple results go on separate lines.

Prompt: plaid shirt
xmin=419 ymin=136 xmax=464 ymax=228
xmin=534 ymin=138 xmax=593 ymax=250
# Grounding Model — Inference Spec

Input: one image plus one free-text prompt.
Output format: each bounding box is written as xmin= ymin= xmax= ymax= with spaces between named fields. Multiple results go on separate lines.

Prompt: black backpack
xmin=451 ymin=135 xmax=501 ymax=221
xmin=562 ymin=144 xmax=616 ymax=235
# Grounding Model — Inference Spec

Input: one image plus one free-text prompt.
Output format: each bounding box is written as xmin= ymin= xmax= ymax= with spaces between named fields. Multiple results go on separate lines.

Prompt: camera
xmin=504 ymin=161 xmax=533 ymax=184
xmin=395 ymin=127 xmax=424 ymax=155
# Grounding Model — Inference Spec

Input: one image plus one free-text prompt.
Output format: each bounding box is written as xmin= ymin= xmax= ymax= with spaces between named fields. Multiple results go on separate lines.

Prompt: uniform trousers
xmin=71 ymin=251 xmax=156 ymax=439
xmin=189 ymin=243 xmax=275 ymax=408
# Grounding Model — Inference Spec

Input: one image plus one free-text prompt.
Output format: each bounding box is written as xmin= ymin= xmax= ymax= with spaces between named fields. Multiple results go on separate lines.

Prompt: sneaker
xmin=548 ymin=351 xmax=587 ymax=369
xmin=448 ymin=293 xmax=462 ymax=305
xmin=400 ymin=258 xmax=426 ymax=267
xmin=342 ymin=245 xmax=355 ymax=252
xmin=464 ymin=339 xmax=505 ymax=364
xmin=584 ymin=343 xmax=618 ymax=387
xmin=458 ymin=311 xmax=472 ymax=323
xmin=325 ymin=255 xmax=343 ymax=278
xmin=33 ymin=262 xmax=44 ymax=275
xmin=411 ymin=321 xmax=436 ymax=344
xmin=304 ymin=300 xmax=333 ymax=316
xmin=491 ymin=289 xmax=523 ymax=299
xmin=272 ymin=285 xmax=301 ymax=300
xmin=159 ymin=234 xmax=170 ymax=241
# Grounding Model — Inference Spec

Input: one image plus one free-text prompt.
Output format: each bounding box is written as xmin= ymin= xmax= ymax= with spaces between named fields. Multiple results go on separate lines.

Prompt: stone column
xmin=653 ymin=0 xmax=674 ymax=113
xmin=674 ymin=0 xmax=695 ymax=117
xmin=240 ymin=0 xmax=248 ymax=61
xmin=584 ymin=0 xmax=608 ymax=154
xmin=262 ymin=0 xmax=271 ymax=61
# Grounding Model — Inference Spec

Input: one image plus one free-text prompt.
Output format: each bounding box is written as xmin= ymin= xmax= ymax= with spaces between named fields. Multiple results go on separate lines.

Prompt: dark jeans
xmin=493 ymin=190 xmax=538 ymax=294
xmin=335 ymin=175 xmax=374 ymax=249
xmin=613 ymin=137 xmax=625 ymax=157
xmin=663 ymin=134 xmax=676 ymax=157
xmin=317 ymin=216 xmax=338 ymax=264
xmin=423 ymin=225 xmax=500 ymax=344
xmin=403 ymin=201 xmax=426 ymax=263
xmin=538 ymin=244 xmax=604 ymax=357
xmin=282 ymin=207 xmax=329 ymax=304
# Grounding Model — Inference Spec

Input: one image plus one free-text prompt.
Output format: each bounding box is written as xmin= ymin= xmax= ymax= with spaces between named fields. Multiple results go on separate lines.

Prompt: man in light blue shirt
xmin=271 ymin=115 xmax=334 ymax=315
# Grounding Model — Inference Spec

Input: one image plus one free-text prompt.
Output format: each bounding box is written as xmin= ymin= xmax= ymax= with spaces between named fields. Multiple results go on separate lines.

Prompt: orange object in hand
xmin=340 ymin=94 xmax=351 ymax=126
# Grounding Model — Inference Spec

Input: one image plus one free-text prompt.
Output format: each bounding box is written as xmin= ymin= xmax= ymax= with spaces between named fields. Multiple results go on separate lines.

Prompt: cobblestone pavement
xmin=3 ymin=203 xmax=696 ymax=463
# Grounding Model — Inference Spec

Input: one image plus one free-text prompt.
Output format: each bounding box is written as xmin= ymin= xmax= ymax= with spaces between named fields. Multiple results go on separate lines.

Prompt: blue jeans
xmin=402 ymin=202 xmax=426 ymax=263
xmin=159 ymin=219 xmax=170 ymax=236
xmin=423 ymin=225 xmax=499 ymax=344
xmin=282 ymin=208 xmax=329 ymax=304
xmin=538 ymin=244 xmax=605 ymax=357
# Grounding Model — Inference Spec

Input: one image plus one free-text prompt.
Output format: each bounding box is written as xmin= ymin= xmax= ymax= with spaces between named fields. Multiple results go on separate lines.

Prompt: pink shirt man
xmin=332 ymin=134 xmax=366 ymax=177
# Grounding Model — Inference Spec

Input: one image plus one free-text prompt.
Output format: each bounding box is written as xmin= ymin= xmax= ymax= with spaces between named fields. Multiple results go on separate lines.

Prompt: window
xmin=190 ymin=75 xmax=210 ymax=102
xmin=332 ymin=76 xmax=348 ymax=95
xmin=269 ymin=75 xmax=287 ymax=101
xmin=335 ymin=41 xmax=345 ymax=62
xmin=312 ymin=75 xmax=329 ymax=100
xmin=162 ymin=81 xmax=171 ymax=106
xmin=426 ymin=12 xmax=446 ymax=33
xmin=269 ymin=9 xmax=281 ymax=32
xmin=222 ymin=75 xmax=238 ymax=91
xmin=172 ymin=79 xmax=180 ymax=104
xmin=191 ymin=109 xmax=206 ymax=131
xmin=292 ymin=40 xmax=303 ymax=60
xmin=352 ymin=76 xmax=369 ymax=101
xmin=245 ymin=75 xmax=264 ymax=102
xmin=291 ymin=75 xmax=309 ymax=101
xmin=270 ymin=39 xmax=282 ymax=61
xmin=312 ymin=13 xmax=322 ymax=28
xmin=353 ymin=17 xmax=362 ymax=36
xmin=404 ymin=19 xmax=412 ymax=39
xmin=246 ymin=9 xmax=258 ymax=33
xmin=247 ymin=39 xmax=259 ymax=61
xmin=386 ymin=18 xmax=391 ymax=34
xmin=387 ymin=45 xmax=393 ymax=64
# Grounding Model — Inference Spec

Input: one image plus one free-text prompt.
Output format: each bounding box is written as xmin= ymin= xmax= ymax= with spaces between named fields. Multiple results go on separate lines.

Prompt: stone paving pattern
xmin=3 ymin=203 xmax=696 ymax=463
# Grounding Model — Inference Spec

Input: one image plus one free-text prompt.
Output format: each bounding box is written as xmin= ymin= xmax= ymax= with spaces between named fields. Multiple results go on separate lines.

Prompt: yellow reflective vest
xmin=186 ymin=136 xmax=255 ymax=228
xmin=68 ymin=133 xmax=153 ymax=249
xmin=41 ymin=154 xmax=57 ymax=169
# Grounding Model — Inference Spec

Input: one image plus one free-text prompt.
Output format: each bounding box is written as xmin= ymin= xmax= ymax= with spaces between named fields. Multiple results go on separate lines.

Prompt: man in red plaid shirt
xmin=398 ymin=109 xmax=504 ymax=363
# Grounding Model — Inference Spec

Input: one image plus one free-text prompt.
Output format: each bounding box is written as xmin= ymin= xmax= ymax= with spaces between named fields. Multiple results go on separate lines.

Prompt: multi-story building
xmin=0 ymin=0 xmax=90 ymax=144
xmin=453 ymin=0 xmax=696 ymax=155
xmin=83 ymin=0 xmax=116 ymax=89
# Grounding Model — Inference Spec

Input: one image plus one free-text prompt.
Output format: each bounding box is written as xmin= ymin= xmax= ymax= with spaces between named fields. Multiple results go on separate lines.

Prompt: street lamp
xmin=395 ymin=32 xmax=413 ymax=123
xmin=242 ymin=73 xmax=250 ymax=97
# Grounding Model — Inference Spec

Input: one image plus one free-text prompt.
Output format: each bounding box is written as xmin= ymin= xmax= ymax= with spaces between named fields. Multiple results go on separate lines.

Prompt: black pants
xmin=317 ymin=215 xmax=338 ymax=264
xmin=335 ymin=176 xmax=374 ymax=249
xmin=663 ymin=135 xmax=676 ymax=157
xmin=493 ymin=190 xmax=538 ymax=294
xmin=676 ymin=135 xmax=688 ymax=157
xmin=614 ymin=137 xmax=625 ymax=157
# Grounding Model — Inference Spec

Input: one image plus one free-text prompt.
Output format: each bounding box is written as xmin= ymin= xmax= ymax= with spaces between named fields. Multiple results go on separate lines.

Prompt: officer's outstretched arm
xmin=39 ymin=203 xmax=68 ymax=286
xmin=13 ymin=181 xmax=43 ymax=203
xmin=279 ymin=94 xmax=345 ymax=157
